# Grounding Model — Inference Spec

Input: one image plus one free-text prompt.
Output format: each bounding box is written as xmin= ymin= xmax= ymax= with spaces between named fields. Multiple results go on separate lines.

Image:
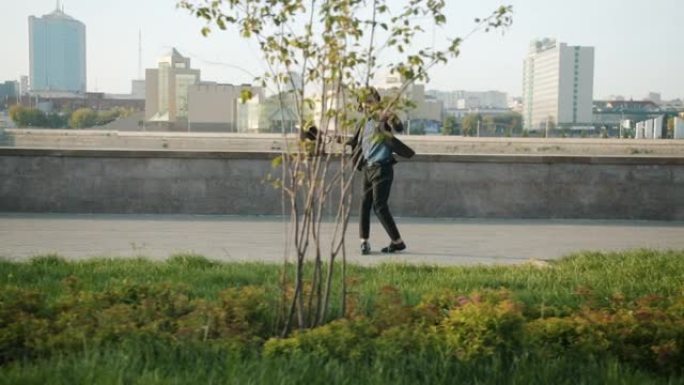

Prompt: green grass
xmin=3 ymin=345 xmax=682 ymax=385
xmin=1 ymin=249 xmax=683 ymax=385
xmin=2 ymin=249 xmax=683 ymax=315
xmin=0 ymin=253 xmax=281 ymax=301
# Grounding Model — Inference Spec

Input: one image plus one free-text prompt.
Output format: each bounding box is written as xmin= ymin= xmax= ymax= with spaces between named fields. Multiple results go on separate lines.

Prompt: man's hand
xmin=382 ymin=113 xmax=404 ymax=133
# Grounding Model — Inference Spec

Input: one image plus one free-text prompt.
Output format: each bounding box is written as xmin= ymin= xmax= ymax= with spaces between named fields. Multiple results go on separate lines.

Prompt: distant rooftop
xmin=529 ymin=38 xmax=557 ymax=53
xmin=161 ymin=48 xmax=185 ymax=61
xmin=593 ymin=100 xmax=661 ymax=113
xmin=44 ymin=9 xmax=74 ymax=21
xmin=158 ymin=48 xmax=192 ymax=67
xmin=528 ymin=38 xmax=592 ymax=54
xmin=39 ymin=1 xmax=80 ymax=22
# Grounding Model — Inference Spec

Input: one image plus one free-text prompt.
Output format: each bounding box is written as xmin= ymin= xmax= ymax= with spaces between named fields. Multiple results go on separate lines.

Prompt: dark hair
xmin=300 ymin=124 xmax=319 ymax=141
xmin=357 ymin=87 xmax=381 ymax=112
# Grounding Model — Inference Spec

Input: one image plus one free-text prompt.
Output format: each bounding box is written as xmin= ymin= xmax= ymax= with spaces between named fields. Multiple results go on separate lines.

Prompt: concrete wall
xmin=1 ymin=148 xmax=683 ymax=219
xmin=188 ymin=122 xmax=235 ymax=132
xmin=6 ymin=129 xmax=684 ymax=155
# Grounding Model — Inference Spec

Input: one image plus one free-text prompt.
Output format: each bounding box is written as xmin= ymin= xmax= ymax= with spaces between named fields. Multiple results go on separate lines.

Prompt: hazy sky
xmin=1 ymin=0 xmax=682 ymax=99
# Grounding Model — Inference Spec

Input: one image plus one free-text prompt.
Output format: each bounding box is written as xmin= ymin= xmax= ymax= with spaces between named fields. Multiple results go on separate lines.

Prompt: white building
xmin=145 ymin=48 xmax=200 ymax=130
xmin=508 ymin=97 xmax=523 ymax=113
xmin=428 ymin=90 xmax=508 ymax=110
xmin=376 ymin=74 xmax=443 ymax=122
xmin=646 ymin=92 xmax=662 ymax=105
xmin=635 ymin=116 xmax=666 ymax=139
xmin=522 ymin=38 xmax=594 ymax=130
xmin=188 ymin=82 xmax=262 ymax=132
xmin=20 ymin=76 xmax=29 ymax=96
xmin=236 ymin=94 xmax=264 ymax=133
xmin=674 ymin=117 xmax=684 ymax=139
xmin=131 ymin=80 xmax=145 ymax=100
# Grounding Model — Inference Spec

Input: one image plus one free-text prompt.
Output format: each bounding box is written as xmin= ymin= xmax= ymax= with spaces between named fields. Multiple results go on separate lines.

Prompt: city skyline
xmin=0 ymin=0 xmax=682 ymax=99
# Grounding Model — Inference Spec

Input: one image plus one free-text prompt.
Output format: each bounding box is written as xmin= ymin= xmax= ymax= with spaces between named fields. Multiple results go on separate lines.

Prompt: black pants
xmin=359 ymin=163 xmax=401 ymax=241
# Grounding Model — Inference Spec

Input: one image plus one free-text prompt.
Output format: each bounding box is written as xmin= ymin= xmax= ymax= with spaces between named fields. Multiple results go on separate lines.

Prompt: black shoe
xmin=360 ymin=241 xmax=371 ymax=255
xmin=381 ymin=241 xmax=406 ymax=253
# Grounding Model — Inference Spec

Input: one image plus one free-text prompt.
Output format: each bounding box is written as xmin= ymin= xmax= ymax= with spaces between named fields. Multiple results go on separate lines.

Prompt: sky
xmin=1 ymin=0 xmax=682 ymax=100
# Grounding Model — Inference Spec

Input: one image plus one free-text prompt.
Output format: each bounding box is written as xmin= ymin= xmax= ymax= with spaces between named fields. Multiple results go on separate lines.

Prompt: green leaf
xmin=240 ymin=89 xmax=254 ymax=104
xmin=216 ymin=17 xmax=226 ymax=30
xmin=271 ymin=155 xmax=283 ymax=168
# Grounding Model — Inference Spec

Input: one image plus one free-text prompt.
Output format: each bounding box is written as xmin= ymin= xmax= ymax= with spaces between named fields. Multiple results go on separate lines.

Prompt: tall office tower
xmin=29 ymin=1 xmax=87 ymax=94
xmin=522 ymin=38 xmax=594 ymax=130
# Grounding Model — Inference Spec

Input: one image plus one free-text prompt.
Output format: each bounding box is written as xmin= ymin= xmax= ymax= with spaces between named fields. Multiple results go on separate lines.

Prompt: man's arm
xmin=383 ymin=113 xmax=404 ymax=134
xmin=344 ymin=122 xmax=363 ymax=147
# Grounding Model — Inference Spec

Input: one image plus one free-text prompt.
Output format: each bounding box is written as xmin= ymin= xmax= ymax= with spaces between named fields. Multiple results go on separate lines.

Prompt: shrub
xmin=0 ymin=287 xmax=52 ymax=364
xmin=1 ymin=257 xmax=683 ymax=378
xmin=370 ymin=286 xmax=413 ymax=329
xmin=438 ymin=290 xmax=525 ymax=361
xmin=526 ymin=293 xmax=684 ymax=374
xmin=374 ymin=324 xmax=440 ymax=359
xmin=263 ymin=318 xmax=378 ymax=361
xmin=168 ymin=254 xmax=219 ymax=269
xmin=0 ymin=281 xmax=274 ymax=363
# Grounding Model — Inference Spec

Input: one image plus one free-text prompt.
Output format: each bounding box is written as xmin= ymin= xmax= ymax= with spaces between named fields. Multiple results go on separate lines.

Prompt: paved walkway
xmin=0 ymin=213 xmax=682 ymax=266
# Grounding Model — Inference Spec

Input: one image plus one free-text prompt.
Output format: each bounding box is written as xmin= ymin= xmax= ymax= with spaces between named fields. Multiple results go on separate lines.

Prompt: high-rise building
xmin=19 ymin=76 xmax=29 ymax=96
xmin=0 ymin=81 xmax=19 ymax=101
xmin=29 ymin=2 xmax=86 ymax=94
xmin=145 ymin=48 xmax=200 ymax=129
xmin=522 ymin=38 xmax=594 ymax=130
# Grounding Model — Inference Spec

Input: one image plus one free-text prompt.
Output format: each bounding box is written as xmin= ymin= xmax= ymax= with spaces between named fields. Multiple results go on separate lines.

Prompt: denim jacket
xmin=346 ymin=114 xmax=415 ymax=171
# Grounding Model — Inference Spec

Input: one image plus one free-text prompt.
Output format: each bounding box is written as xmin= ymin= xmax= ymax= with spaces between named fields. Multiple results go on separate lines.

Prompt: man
xmin=347 ymin=87 xmax=415 ymax=255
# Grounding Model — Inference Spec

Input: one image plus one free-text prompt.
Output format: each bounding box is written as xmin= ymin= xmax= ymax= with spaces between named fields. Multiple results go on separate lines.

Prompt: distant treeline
xmin=8 ymin=105 xmax=135 ymax=129
xmin=442 ymin=112 xmax=523 ymax=136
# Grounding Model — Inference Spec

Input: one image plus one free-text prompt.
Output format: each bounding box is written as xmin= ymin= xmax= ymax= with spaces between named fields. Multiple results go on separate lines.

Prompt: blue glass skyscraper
xmin=29 ymin=2 xmax=86 ymax=93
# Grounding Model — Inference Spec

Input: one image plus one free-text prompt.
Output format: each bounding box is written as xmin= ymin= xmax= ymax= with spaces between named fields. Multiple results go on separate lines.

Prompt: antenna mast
xmin=138 ymin=29 xmax=143 ymax=79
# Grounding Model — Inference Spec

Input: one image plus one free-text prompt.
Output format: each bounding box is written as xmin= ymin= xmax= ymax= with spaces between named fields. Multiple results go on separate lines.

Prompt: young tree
xmin=8 ymin=105 xmax=23 ymax=125
xmin=461 ymin=113 xmax=481 ymax=136
xmin=506 ymin=112 xmax=522 ymax=135
xmin=178 ymin=0 xmax=512 ymax=334
xmin=46 ymin=112 xmax=68 ymax=128
xmin=95 ymin=109 xmax=121 ymax=126
xmin=9 ymin=105 xmax=47 ymax=128
xmin=410 ymin=120 xmax=426 ymax=135
xmin=441 ymin=115 xmax=457 ymax=135
xmin=482 ymin=115 xmax=496 ymax=134
xmin=69 ymin=108 xmax=98 ymax=128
